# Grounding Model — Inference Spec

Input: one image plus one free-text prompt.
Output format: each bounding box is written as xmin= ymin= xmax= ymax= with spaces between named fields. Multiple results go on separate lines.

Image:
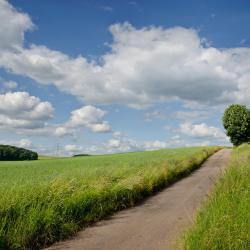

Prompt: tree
xmin=222 ymin=104 xmax=250 ymax=146
xmin=0 ymin=145 xmax=38 ymax=161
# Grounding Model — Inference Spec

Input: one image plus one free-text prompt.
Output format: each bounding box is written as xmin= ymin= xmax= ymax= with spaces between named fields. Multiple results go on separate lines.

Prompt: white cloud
xmin=0 ymin=138 xmax=32 ymax=148
xmin=0 ymin=79 xmax=18 ymax=94
xmin=179 ymin=122 xmax=227 ymax=140
xmin=173 ymin=110 xmax=213 ymax=122
xmin=0 ymin=87 xmax=111 ymax=135
xmin=0 ymin=91 xmax=54 ymax=130
xmin=104 ymin=132 xmax=215 ymax=153
xmin=66 ymin=105 xmax=111 ymax=133
xmin=0 ymin=1 xmax=250 ymax=109
xmin=105 ymin=132 xmax=181 ymax=153
xmin=0 ymin=0 xmax=33 ymax=51
xmin=105 ymin=136 xmax=139 ymax=152
xmin=143 ymin=140 xmax=168 ymax=150
xmin=0 ymin=102 xmax=111 ymax=137
xmin=2 ymin=80 xmax=18 ymax=89
xmin=144 ymin=110 xmax=166 ymax=122
xmin=64 ymin=144 xmax=77 ymax=152
xmin=18 ymin=138 xmax=32 ymax=148
xmin=106 ymin=138 xmax=169 ymax=152
xmin=68 ymin=105 xmax=106 ymax=126
xmin=88 ymin=122 xmax=111 ymax=133
xmin=107 ymin=138 xmax=121 ymax=148
xmin=54 ymin=126 xmax=73 ymax=137
xmin=23 ymin=105 xmax=112 ymax=137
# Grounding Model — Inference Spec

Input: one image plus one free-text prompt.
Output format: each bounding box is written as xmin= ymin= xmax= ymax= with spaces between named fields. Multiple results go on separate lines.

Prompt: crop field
xmin=183 ymin=144 xmax=250 ymax=250
xmin=0 ymin=146 xmax=220 ymax=249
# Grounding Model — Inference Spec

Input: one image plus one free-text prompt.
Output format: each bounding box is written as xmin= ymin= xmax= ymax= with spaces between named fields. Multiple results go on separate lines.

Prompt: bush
xmin=222 ymin=104 xmax=250 ymax=146
xmin=73 ymin=154 xmax=91 ymax=157
xmin=0 ymin=145 xmax=38 ymax=161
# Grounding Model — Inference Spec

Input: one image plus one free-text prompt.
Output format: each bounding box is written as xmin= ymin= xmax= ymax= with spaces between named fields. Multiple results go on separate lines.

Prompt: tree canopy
xmin=222 ymin=104 xmax=250 ymax=146
xmin=0 ymin=145 xmax=38 ymax=161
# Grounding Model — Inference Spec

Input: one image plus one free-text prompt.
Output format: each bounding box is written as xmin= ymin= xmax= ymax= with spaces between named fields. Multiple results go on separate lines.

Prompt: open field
xmin=38 ymin=155 xmax=63 ymax=160
xmin=182 ymin=144 xmax=250 ymax=250
xmin=0 ymin=146 xmax=220 ymax=249
xmin=46 ymin=149 xmax=230 ymax=250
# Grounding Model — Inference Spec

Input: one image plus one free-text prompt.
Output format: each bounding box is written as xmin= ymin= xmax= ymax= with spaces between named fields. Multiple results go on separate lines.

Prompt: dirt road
xmin=46 ymin=149 xmax=231 ymax=250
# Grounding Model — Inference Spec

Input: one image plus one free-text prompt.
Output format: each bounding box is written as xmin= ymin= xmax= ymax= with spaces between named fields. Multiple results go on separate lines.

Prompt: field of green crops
xmin=0 ymin=146 xmax=220 ymax=249
xmin=183 ymin=144 xmax=250 ymax=250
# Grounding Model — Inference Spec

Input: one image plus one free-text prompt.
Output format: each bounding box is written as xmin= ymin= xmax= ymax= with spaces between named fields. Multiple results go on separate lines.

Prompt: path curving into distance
xmin=46 ymin=149 xmax=231 ymax=250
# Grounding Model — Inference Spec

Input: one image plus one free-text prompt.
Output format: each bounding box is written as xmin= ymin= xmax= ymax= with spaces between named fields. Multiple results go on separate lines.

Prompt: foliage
xmin=0 ymin=145 xmax=38 ymax=161
xmin=0 ymin=146 xmax=219 ymax=249
xmin=73 ymin=154 xmax=91 ymax=157
xmin=183 ymin=144 xmax=250 ymax=250
xmin=222 ymin=104 xmax=250 ymax=146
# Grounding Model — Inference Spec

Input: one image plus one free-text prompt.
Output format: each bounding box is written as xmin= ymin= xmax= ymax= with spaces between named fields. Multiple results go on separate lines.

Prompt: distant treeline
xmin=73 ymin=154 xmax=91 ymax=157
xmin=0 ymin=145 xmax=38 ymax=161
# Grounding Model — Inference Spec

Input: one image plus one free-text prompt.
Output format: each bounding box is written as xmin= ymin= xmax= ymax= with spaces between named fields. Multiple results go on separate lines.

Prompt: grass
xmin=182 ymin=144 xmax=250 ymax=250
xmin=0 ymin=146 xmax=220 ymax=249
xmin=38 ymin=155 xmax=61 ymax=160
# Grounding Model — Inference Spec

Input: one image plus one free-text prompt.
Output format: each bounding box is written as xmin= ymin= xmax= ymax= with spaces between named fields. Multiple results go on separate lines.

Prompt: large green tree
xmin=222 ymin=104 xmax=250 ymax=146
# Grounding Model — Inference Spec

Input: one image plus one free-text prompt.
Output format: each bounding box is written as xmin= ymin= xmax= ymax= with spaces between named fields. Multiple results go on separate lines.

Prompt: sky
xmin=0 ymin=0 xmax=249 ymax=155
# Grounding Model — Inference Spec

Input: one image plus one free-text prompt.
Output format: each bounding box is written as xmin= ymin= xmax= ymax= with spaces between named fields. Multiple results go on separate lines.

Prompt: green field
xmin=183 ymin=144 xmax=250 ymax=250
xmin=0 ymin=146 xmax=219 ymax=249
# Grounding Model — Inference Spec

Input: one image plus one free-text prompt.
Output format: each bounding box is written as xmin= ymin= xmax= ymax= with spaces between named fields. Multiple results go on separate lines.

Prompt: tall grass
xmin=0 ymin=146 xmax=219 ymax=249
xmin=183 ymin=144 xmax=250 ymax=250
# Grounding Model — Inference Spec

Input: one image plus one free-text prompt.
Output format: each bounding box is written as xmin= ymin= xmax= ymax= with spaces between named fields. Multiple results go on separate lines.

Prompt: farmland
xmin=0 ymin=146 xmax=219 ymax=249
xmin=183 ymin=144 xmax=250 ymax=250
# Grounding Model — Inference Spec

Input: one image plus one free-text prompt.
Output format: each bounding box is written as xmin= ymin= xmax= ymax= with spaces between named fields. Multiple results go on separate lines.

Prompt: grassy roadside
xmin=182 ymin=144 xmax=250 ymax=250
xmin=0 ymin=146 xmax=220 ymax=249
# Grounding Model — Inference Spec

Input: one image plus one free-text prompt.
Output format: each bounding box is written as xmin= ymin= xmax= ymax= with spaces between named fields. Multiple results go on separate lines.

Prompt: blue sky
xmin=0 ymin=0 xmax=249 ymax=155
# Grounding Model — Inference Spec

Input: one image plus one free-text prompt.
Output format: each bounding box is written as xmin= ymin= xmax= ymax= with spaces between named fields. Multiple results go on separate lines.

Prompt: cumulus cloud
xmin=0 ymin=133 xmax=213 ymax=156
xmin=104 ymin=132 xmax=185 ymax=153
xmin=0 ymin=98 xmax=111 ymax=136
xmin=0 ymin=0 xmax=33 ymax=51
xmin=0 ymin=1 xmax=250 ymax=109
xmin=143 ymin=140 xmax=168 ymax=150
xmin=173 ymin=110 xmax=213 ymax=122
xmin=0 ymin=91 xmax=54 ymax=130
xmin=65 ymin=144 xmax=76 ymax=151
xmin=105 ymin=132 xmax=141 ymax=152
xmin=15 ymin=106 xmax=111 ymax=137
xmin=0 ymin=78 xmax=18 ymax=93
xmin=1 ymin=80 xmax=18 ymax=90
xmin=18 ymin=138 xmax=32 ymax=148
xmin=64 ymin=144 xmax=77 ymax=153
xmin=103 ymin=131 xmax=216 ymax=153
xmin=54 ymin=126 xmax=73 ymax=137
xmin=0 ymin=138 xmax=32 ymax=148
xmin=179 ymin=122 xmax=227 ymax=140
xmin=144 ymin=110 xmax=166 ymax=122
xmin=66 ymin=105 xmax=111 ymax=133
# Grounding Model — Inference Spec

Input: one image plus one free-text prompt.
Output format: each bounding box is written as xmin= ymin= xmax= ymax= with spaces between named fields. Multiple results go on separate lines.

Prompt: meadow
xmin=183 ymin=144 xmax=250 ymax=250
xmin=0 ymin=146 xmax=220 ymax=249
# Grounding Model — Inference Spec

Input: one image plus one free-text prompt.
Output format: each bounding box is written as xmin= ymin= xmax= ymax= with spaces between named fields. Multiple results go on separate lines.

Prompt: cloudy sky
xmin=0 ymin=0 xmax=249 ymax=155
